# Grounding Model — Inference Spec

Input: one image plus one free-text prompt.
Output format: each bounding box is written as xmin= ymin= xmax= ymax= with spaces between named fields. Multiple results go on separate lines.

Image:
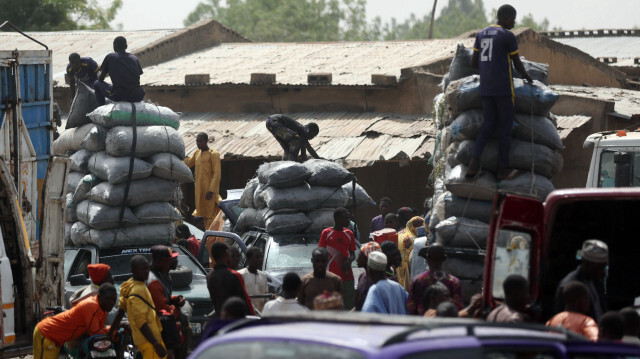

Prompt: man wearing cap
xmin=69 ymin=263 xmax=114 ymax=307
xmin=148 ymin=246 xmax=186 ymax=358
xmin=554 ymin=239 xmax=609 ymax=321
xmin=407 ymin=243 xmax=463 ymax=315
xmin=355 ymin=241 xmax=381 ymax=311
xmin=362 ymin=251 xmax=409 ymax=315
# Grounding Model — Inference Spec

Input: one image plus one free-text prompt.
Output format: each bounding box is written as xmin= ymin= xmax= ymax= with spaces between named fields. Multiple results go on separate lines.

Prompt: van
xmin=483 ymin=188 xmax=640 ymax=320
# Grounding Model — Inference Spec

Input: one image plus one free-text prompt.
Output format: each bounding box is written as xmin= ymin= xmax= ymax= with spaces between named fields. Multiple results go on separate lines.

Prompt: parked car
xmin=197 ymin=229 xmax=363 ymax=292
xmin=190 ymin=312 xmax=640 ymax=359
xmin=64 ymin=244 xmax=213 ymax=343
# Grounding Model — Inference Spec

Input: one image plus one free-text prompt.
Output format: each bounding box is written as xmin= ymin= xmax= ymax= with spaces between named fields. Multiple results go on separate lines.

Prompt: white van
xmin=584 ymin=131 xmax=640 ymax=187
xmin=0 ymin=224 xmax=15 ymax=347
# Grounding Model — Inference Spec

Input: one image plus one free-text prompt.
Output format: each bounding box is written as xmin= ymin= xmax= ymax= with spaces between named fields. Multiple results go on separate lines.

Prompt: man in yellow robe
xmin=184 ymin=132 xmax=221 ymax=229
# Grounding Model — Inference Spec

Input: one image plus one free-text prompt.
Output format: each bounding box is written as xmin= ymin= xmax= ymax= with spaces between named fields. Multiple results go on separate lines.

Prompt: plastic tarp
xmin=238 ymin=178 xmax=259 ymax=209
xmin=147 ymin=153 xmax=194 ymax=184
xmin=455 ymin=139 xmax=563 ymax=178
xmin=265 ymin=212 xmax=311 ymax=234
xmin=71 ymin=222 xmax=175 ymax=248
xmin=260 ymin=185 xmax=348 ymax=211
xmin=87 ymin=152 xmax=153 ymax=184
xmin=435 ymin=216 xmax=489 ymax=249
xmin=66 ymin=81 xmax=99 ymax=129
xmin=257 ymin=161 xmax=312 ymax=189
xmin=89 ymin=102 xmax=180 ymax=130
xmin=76 ymin=200 xmax=139 ymax=229
xmin=133 ymin=202 xmax=182 ymax=224
xmin=445 ymin=76 xmax=559 ymax=117
xmin=303 ymin=159 xmax=354 ymax=187
xmin=87 ymin=177 xmax=178 ymax=207
xmin=445 ymin=164 xmax=497 ymax=202
xmin=106 ymin=126 xmax=185 ymax=159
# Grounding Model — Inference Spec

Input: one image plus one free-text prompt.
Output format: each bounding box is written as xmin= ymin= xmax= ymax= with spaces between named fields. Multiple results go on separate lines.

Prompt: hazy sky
xmin=111 ymin=0 xmax=639 ymax=32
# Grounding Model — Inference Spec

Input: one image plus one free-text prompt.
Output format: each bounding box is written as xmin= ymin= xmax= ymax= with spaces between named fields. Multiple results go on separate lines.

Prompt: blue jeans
xmin=471 ymin=96 xmax=515 ymax=168
xmin=93 ymin=80 xmax=145 ymax=105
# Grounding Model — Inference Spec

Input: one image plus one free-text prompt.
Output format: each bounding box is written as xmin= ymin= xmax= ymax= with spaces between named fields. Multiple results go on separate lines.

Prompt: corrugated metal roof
xmin=0 ymin=30 xmax=177 ymax=82
xmin=178 ymin=112 xmax=435 ymax=168
xmin=554 ymin=115 xmax=592 ymax=140
xmin=551 ymin=85 xmax=640 ymax=118
xmin=141 ymin=39 xmax=474 ymax=87
xmin=553 ymin=36 xmax=640 ymax=59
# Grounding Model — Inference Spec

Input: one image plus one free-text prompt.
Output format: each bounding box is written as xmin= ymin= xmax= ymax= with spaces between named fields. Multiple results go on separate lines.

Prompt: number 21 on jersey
xmin=480 ymin=38 xmax=493 ymax=62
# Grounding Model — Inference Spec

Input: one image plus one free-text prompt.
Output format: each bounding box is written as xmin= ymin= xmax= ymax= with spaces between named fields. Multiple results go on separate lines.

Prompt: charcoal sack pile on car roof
xmin=236 ymin=159 xmax=374 ymax=234
xmin=56 ymin=101 xmax=193 ymax=248
xmin=427 ymin=46 xmax=563 ymax=301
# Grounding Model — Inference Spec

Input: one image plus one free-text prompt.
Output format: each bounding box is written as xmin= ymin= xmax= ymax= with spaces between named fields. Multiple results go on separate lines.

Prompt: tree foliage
xmin=184 ymin=0 xmax=553 ymax=42
xmin=184 ymin=0 xmax=379 ymax=42
xmin=0 ymin=0 xmax=122 ymax=31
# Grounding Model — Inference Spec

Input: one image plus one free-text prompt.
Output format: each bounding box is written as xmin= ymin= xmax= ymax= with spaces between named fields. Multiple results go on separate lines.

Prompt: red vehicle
xmin=483 ymin=188 xmax=640 ymax=320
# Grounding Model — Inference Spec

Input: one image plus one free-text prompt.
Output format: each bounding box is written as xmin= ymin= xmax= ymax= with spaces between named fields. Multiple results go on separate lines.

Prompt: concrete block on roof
xmin=185 ymin=74 xmax=210 ymax=85
xmin=251 ymin=73 xmax=276 ymax=85
xmin=308 ymin=73 xmax=332 ymax=84
xmin=371 ymin=74 xmax=397 ymax=86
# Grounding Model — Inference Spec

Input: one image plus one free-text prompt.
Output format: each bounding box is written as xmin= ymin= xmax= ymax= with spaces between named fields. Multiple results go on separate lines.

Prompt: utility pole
xmin=428 ymin=0 xmax=438 ymax=39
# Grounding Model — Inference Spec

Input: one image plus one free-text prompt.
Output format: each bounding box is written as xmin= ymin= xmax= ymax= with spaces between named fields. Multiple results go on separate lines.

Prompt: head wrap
xmin=368 ymin=251 xmax=388 ymax=272
xmin=361 ymin=241 xmax=381 ymax=257
xmin=581 ymin=239 xmax=608 ymax=264
xmin=87 ymin=263 xmax=111 ymax=284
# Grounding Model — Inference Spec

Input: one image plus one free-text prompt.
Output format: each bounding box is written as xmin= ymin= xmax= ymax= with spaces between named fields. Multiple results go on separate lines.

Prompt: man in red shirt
xmin=147 ymin=245 xmax=186 ymax=357
xmin=174 ymin=224 xmax=200 ymax=258
xmin=34 ymin=283 xmax=117 ymax=359
xmin=319 ymin=207 xmax=357 ymax=310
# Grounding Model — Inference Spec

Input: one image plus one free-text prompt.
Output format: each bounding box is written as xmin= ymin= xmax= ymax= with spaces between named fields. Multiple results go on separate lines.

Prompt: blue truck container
xmin=0 ymin=49 xmax=53 ymax=245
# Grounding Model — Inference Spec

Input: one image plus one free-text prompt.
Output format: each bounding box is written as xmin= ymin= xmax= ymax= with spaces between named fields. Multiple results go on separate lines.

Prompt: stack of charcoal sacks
xmin=235 ymin=160 xmax=374 ymax=236
xmin=428 ymin=45 xmax=563 ymax=300
xmin=55 ymin=95 xmax=193 ymax=249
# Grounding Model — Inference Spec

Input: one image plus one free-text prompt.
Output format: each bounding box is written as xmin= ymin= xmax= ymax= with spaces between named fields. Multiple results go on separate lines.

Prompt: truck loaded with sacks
xmin=428 ymin=45 xmax=563 ymax=302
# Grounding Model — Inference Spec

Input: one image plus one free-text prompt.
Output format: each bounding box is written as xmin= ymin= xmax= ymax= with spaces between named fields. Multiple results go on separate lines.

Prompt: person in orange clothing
xmin=547 ymin=281 xmax=599 ymax=341
xmin=183 ymin=132 xmax=221 ymax=229
xmin=33 ymin=283 xmax=117 ymax=359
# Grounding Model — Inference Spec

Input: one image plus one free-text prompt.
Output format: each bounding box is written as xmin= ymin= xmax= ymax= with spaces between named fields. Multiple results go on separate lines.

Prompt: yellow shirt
xmin=118 ymin=278 xmax=163 ymax=347
xmin=184 ymin=148 xmax=222 ymax=219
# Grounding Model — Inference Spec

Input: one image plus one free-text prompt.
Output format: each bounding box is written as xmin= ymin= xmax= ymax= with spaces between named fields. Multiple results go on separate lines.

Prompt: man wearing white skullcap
xmin=554 ymin=239 xmax=609 ymax=321
xmin=361 ymin=252 xmax=409 ymax=315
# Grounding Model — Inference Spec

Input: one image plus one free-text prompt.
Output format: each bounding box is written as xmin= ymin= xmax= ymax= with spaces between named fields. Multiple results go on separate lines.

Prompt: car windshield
xmin=265 ymin=236 xmax=319 ymax=271
xmin=100 ymin=246 xmax=207 ymax=282
xmin=598 ymin=150 xmax=640 ymax=187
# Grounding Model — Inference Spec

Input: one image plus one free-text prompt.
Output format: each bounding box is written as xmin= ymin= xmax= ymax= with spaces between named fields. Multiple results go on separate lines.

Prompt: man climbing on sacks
xmin=266 ymin=114 xmax=321 ymax=161
xmin=183 ymin=132 xmax=221 ymax=230
xmin=66 ymin=53 xmax=99 ymax=95
xmin=465 ymin=4 xmax=533 ymax=181
xmin=94 ymin=36 xmax=145 ymax=106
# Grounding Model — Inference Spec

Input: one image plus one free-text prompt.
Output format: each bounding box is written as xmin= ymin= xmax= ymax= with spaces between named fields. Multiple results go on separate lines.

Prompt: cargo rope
xmin=117 ymin=102 xmax=137 ymax=237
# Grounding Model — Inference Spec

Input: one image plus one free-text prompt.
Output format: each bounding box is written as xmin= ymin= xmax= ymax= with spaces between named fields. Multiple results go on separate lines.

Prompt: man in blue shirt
xmin=362 ymin=251 xmax=408 ymax=315
xmin=94 ymin=36 xmax=145 ymax=105
xmin=465 ymin=4 xmax=532 ymax=181
xmin=65 ymin=53 xmax=99 ymax=95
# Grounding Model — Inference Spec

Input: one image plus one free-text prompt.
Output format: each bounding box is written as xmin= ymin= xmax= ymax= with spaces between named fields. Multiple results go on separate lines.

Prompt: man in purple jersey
xmin=465 ymin=4 xmax=533 ymax=181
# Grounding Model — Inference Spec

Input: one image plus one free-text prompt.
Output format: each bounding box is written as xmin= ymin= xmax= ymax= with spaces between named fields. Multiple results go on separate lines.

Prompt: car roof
xmin=198 ymin=312 xmax=584 ymax=351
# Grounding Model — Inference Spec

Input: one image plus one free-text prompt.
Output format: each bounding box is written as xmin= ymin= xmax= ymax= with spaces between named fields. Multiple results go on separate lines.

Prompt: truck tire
xmin=170 ymin=266 xmax=192 ymax=288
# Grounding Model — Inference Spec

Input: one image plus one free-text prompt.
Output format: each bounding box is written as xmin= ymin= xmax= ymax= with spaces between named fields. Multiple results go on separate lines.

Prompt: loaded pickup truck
xmin=483 ymin=188 xmax=640 ymax=320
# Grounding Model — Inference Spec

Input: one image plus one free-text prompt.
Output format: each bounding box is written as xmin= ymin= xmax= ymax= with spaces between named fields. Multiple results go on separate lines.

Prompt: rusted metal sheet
xmin=177 ymin=112 xmax=435 ymax=168
xmin=0 ymin=30 xmax=176 ymax=83
xmin=141 ymin=39 xmax=474 ymax=87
